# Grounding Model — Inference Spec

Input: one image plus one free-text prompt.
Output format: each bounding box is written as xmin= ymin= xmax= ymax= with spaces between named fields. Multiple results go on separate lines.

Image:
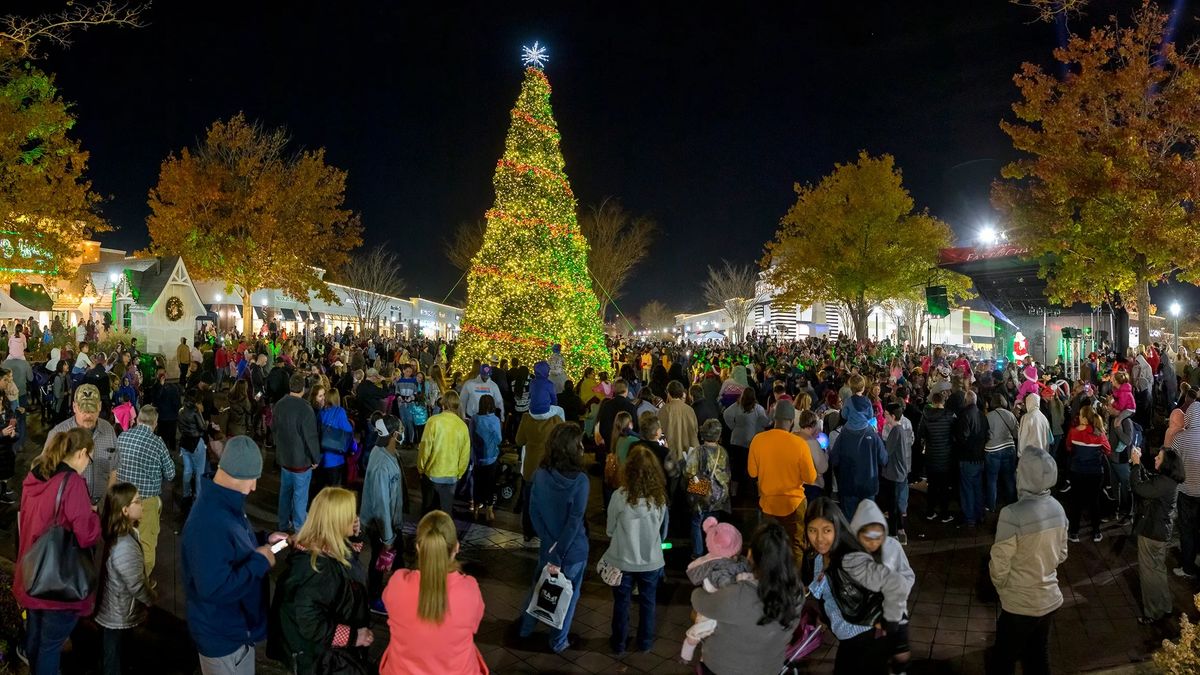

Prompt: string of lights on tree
xmin=454 ymin=44 xmax=608 ymax=377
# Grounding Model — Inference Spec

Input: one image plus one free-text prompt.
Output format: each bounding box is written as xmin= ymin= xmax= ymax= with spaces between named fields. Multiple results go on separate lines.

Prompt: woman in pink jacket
xmin=14 ymin=427 xmax=101 ymax=675
xmin=380 ymin=510 xmax=487 ymax=674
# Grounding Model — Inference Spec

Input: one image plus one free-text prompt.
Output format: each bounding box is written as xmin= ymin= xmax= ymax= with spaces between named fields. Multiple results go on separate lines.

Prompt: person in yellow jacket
xmin=418 ymin=390 xmax=470 ymax=516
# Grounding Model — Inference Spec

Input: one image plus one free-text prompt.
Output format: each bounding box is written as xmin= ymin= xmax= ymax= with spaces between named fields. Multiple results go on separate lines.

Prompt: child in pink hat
xmin=680 ymin=518 xmax=751 ymax=661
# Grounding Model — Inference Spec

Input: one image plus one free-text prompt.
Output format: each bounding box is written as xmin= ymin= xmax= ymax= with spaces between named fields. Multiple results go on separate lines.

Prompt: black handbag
xmin=21 ymin=473 xmax=97 ymax=602
xmin=827 ymin=563 xmax=884 ymax=627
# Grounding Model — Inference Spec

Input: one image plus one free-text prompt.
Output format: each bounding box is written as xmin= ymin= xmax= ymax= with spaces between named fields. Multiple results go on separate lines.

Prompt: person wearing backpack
xmin=14 ymin=427 xmax=101 ymax=675
xmin=684 ymin=419 xmax=732 ymax=557
xmin=1106 ymin=396 xmax=1138 ymax=525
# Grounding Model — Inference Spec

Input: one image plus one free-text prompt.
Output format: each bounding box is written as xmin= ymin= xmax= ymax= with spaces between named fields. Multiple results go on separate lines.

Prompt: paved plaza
xmin=0 ymin=412 xmax=1189 ymax=674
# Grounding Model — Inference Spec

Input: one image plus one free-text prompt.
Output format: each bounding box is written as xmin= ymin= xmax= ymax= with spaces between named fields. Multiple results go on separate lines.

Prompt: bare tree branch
xmin=579 ymin=198 xmax=656 ymax=319
xmin=638 ymin=300 xmax=675 ymax=335
xmin=340 ymin=246 xmax=406 ymax=336
xmin=703 ymin=260 xmax=761 ymax=343
xmin=443 ymin=219 xmax=487 ymax=273
xmin=1010 ymin=0 xmax=1087 ymax=24
xmin=0 ymin=2 xmax=149 ymax=63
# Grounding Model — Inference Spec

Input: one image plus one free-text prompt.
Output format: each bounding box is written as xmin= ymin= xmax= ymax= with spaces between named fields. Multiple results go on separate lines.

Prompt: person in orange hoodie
xmin=380 ymin=510 xmax=487 ymax=674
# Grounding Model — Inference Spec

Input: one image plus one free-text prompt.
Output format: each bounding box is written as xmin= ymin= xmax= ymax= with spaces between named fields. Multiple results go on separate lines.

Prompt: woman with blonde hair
xmin=268 ymin=487 xmax=372 ymax=674
xmin=380 ymin=510 xmax=487 ymax=674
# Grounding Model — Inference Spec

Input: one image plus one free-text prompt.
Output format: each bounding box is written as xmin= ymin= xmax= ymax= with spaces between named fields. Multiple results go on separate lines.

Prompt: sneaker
xmin=1068 ymin=534 xmax=1080 ymax=543
xmin=940 ymin=515 xmax=955 ymax=524
xmin=0 ymin=491 xmax=14 ymax=505
xmin=925 ymin=512 xmax=939 ymax=521
xmin=1174 ymin=567 xmax=1196 ymax=578
xmin=897 ymin=530 xmax=908 ymax=546
xmin=369 ymin=599 xmax=388 ymax=616
xmin=1093 ymin=533 xmax=1103 ymax=543
xmin=1058 ymin=482 xmax=1072 ymax=494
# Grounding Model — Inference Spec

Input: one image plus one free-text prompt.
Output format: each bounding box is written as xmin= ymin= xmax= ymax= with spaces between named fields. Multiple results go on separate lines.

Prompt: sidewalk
xmin=0 ymin=408 xmax=1191 ymax=673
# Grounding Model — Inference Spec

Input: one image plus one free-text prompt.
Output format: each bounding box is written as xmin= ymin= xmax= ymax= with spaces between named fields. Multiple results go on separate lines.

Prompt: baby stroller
xmin=494 ymin=448 xmax=523 ymax=507
xmin=779 ymin=604 xmax=824 ymax=674
xmin=33 ymin=365 xmax=54 ymax=415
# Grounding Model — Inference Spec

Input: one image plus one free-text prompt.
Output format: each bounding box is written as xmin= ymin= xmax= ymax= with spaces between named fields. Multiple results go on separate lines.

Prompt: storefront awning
xmin=280 ymin=308 xmax=297 ymax=322
xmin=295 ymin=309 xmax=310 ymax=322
xmin=253 ymin=306 xmax=267 ymax=321
xmin=202 ymin=305 xmax=220 ymax=321
xmin=310 ymin=311 xmax=323 ymax=323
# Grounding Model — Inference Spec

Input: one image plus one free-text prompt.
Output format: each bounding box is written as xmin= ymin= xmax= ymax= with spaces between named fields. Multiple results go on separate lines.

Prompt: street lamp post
xmin=1171 ymin=301 xmax=1182 ymax=347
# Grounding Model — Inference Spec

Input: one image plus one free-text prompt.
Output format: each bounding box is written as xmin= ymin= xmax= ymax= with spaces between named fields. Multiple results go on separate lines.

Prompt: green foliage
xmin=766 ymin=151 xmax=964 ymax=340
xmin=455 ymin=67 xmax=608 ymax=377
xmin=0 ymin=55 xmax=104 ymax=280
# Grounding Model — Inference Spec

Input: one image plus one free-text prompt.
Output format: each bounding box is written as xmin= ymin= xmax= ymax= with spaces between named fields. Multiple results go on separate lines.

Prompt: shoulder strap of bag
xmin=53 ymin=471 xmax=69 ymax=524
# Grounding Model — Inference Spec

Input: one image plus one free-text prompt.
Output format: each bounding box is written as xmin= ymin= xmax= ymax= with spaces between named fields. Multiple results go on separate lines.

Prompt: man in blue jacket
xmin=182 ymin=436 xmax=287 ymax=674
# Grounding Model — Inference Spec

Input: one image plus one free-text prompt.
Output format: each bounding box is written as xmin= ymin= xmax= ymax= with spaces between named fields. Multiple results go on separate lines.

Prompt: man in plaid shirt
xmin=115 ymin=404 xmax=176 ymax=579
xmin=46 ymin=384 xmax=118 ymax=507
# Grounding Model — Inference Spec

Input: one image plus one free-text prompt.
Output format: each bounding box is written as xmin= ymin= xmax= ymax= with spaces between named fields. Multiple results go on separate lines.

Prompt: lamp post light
xmin=1171 ymin=301 xmax=1182 ymax=346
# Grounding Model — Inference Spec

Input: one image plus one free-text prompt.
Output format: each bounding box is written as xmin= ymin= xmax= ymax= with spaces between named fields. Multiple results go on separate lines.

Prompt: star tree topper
xmin=522 ymin=41 xmax=548 ymax=68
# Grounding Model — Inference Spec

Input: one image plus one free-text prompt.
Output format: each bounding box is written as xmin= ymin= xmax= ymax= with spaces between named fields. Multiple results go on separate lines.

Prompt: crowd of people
xmin=6 ymin=320 xmax=1198 ymax=674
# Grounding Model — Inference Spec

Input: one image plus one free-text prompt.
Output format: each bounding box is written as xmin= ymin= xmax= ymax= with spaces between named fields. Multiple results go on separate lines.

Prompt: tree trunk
xmin=851 ymin=296 xmax=869 ymax=343
xmin=242 ymin=291 xmax=254 ymax=338
xmin=1136 ymin=278 xmax=1152 ymax=347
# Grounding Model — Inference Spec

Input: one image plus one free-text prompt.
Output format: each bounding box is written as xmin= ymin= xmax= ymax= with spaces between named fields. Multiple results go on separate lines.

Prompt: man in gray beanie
xmin=182 ymin=435 xmax=288 ymax=674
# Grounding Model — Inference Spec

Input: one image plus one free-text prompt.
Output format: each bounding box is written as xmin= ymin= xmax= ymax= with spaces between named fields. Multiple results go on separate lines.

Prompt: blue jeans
xmin=26 ymin=608 xmax=79 ymax=675
xmin=518 ymin=558 xmax=587 ymax=652
xmin=985 ymin=448 xmax=1017 ymax=511
xmin=611 ymin=567 xmax=663 ymax=652
xmin=894 ymin=479 xmax=909 ymax=515
xmin=691 ymin=511 xmax=712 ymax=557
xmin=279 ymin=468 xmax=313 ymax=532
xmin=959 ymin=460 xmax=985 ymax=525
xmin=1111 ymin=461 xmax=1131 ymax=517
xmin=841 ymin=495 xmax=863 ymax=523
xmin=181 ymin=438 xmax=207 ymax=499
xmin=397 ymin=401 xmax=415 ymax=443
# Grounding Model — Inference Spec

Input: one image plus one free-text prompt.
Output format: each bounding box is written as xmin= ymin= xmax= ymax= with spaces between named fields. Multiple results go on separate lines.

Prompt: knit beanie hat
xmin=703 ymin=517 xmax=743 ymax=558
xmin=218 ymin=435 xmax=263 ymax=480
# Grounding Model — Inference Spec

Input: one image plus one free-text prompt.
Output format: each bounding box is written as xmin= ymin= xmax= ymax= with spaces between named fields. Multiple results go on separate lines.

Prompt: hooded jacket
xmin=528 ymin=361 xmax=557 ymax=415
xmin=360 ymin=445 xmax=404 ymax=546
xmin=848 ymin=500 xmax=915 ymax=622
xmin=529 ymin=468 xmax=590 ymax=567
xmin=1131 ymin=460 xmax=1181 ymax=542
xmin=459 ymin=370 xmax=504 ymax=420
xmin=1017 ymin=394 xmax=1051 ymax=458
xmin=182 ymin=477 xmax=272 ymax=658
xmin=602 ymin=489 xmax=669 ymax=573
xmin=917 ymin=405 xmax=956 ymax=472
xmin=830 ymin=424 xmax=888 ymax=498
xmin=989 ymin=447 xmax=1068 ymax=617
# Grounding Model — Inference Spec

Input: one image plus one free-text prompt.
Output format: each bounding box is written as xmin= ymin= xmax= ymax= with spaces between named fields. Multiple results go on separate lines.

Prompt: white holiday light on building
xmin=522 ymin=41 xmax=549 ymax=68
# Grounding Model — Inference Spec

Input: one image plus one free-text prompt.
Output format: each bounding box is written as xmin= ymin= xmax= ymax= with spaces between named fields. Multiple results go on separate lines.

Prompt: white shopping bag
xmin=525 ymin=563 xmax=574 ymax=630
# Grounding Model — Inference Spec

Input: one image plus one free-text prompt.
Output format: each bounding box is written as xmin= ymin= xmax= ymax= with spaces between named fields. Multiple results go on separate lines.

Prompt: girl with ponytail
xmin=380 ymin=510 xmax=487 ymax=674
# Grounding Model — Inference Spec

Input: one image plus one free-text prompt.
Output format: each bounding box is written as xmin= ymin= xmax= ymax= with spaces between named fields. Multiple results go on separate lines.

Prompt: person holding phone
xmin=1130 ymin=445 xmax=1186 ymax=625
xmin=183 ymin=436 xmax=289 ymax=675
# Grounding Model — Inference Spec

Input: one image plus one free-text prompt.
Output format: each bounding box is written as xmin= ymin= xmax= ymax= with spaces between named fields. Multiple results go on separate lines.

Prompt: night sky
xmin=18 ymin=0 xmax=1191 ymax=315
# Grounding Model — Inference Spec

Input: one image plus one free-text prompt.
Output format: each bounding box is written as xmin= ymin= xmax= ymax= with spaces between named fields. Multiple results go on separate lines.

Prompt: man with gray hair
xmin=115 ymin=404 xmax=176 ymax=578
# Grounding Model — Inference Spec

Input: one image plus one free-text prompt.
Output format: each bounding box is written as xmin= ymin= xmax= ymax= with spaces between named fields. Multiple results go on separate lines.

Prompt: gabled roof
xmin=128 ymin=256 xmax=180 ymax=309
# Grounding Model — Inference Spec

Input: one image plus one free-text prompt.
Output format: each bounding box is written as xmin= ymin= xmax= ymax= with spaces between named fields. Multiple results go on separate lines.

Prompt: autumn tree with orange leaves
xmin=147 ymin=113 xmax=362 ymax=337
xmin=993 ymin=2 xmax=1200 ymax=344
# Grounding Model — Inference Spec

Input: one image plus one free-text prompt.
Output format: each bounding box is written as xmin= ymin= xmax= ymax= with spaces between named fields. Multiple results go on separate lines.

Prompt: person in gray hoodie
xmin=850 ymin=499 xmax=916 ymax=674
xmin=359 ymin=415 xmax=404 ymax=614
xmin=601 ymin=444 xmax=669 ymax=655
xmin=988 ymin=445 xmax=1068 ymax=675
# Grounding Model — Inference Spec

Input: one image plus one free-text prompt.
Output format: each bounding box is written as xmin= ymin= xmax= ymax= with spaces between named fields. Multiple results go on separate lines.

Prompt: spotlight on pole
xmin=1172 ymin=302 xmax=1182 ymax=317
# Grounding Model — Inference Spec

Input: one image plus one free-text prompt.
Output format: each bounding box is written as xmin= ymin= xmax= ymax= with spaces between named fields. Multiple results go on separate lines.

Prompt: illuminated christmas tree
xmin=455 ymin=44 xmax=608 ymax=378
